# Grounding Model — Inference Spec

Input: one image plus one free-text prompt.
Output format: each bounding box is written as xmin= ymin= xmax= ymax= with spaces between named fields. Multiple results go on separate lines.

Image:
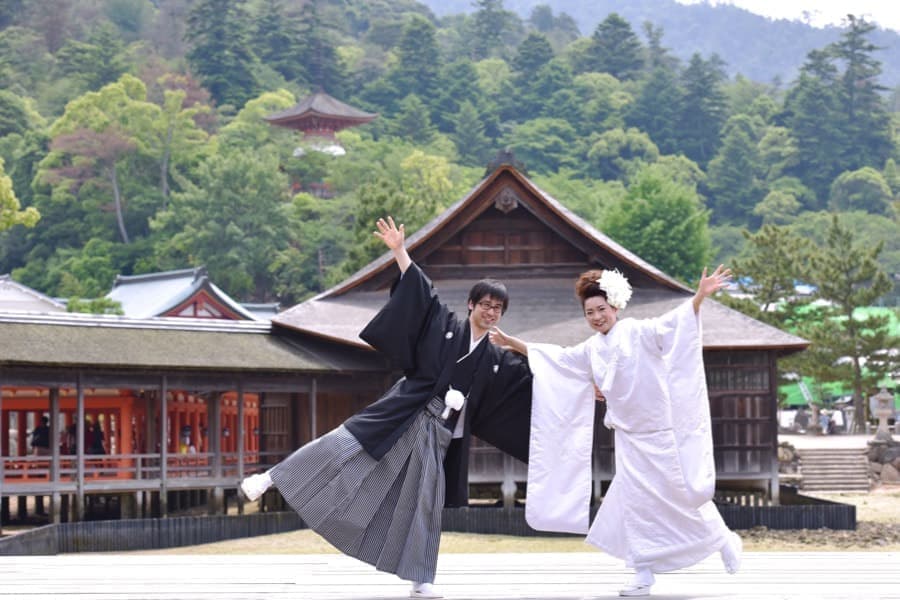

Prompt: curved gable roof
xmin=273 ymin=165 xmax=807 ymax=353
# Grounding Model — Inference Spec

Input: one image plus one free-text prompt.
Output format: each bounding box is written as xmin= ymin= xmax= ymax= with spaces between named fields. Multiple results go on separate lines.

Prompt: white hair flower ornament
xmin=597 ymin=269 xmax=632 ymax=310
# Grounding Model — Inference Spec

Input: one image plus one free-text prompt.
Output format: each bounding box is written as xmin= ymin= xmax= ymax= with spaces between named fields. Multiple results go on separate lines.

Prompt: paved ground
xmin=778 ymin=433 xmax=872 ymax=450
xmin=2 ymin=551 xmax=899 ymax=600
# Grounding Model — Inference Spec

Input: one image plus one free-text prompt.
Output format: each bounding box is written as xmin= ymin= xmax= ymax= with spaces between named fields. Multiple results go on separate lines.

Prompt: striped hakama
xmin=270 ymin=397 xmax=452 ymax=583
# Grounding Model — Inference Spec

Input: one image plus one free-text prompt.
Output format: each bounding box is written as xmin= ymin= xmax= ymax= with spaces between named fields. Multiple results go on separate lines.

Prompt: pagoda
xmin=264 ymin=90 xmax=377 ymax=157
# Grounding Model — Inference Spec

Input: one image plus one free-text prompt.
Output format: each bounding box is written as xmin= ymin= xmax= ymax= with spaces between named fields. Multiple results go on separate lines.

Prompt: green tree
xmin=431 ymin=59 xmax=493 ymax=134
xmin=512 ymin=32 xmax=554 ymax=76
xmin=581 ymin=13 xmax=643 ymax=80
xmin=602 ymin=164 xmax=711 ymax=282
xmin=56 ymin=22 xmax=130 ymax=91
xmin=585 ymin=127 xmax=659 ymax=182
xmin=185 ymin=0 xmax=261 ymax=108
xmin=732 ymin=224 xmax=811 ymax=315
xmin=830 ymin=16 xmax=894 ymax=172
xmin=793 ymin=215 xmax=897 ymax=429
xmin=0 ymin=156 xmax=39 ymax=231
xmin=252 ymin=0 xmax=304 ymax=83
xmin=151 ymin=148 xmax=297 ymax=301
xmin=501 ymin=117 xmax=577 ymax=174
xmin=388 ymin=94 xmax=436 ymax=144
xmin=781 ymin=49 xmax=846 ymax=205
xmin=296 ymin=0 xmax=345 ymax=95
xmin=532 ymin=167 xmax=623 ymax=227
xmin=450 ymin=100 xmax=493 ymax=167
xmin=676 ymin=53 xmax=728 ymax=167
xmin=828 ymin=167 xmax=893 ymax=214
xmin=757 ymin=126 xmax=799 ymax=184
xmin=392 ymin=14 xmax=440 ymax=102
xmin=752 ymin=190 xmax=801 ymax=226
xmin=626 ymin=66 xmax=683 ymax=155
xmin=344 ymin=151 xmax=455 ymax=273
xmin=705 ymin=114 xmax=765 ymax=224
xmin=269 ymin=191 xmax=355 ymax=303
xmin=470 ymin=0 xmax=510 ymax=60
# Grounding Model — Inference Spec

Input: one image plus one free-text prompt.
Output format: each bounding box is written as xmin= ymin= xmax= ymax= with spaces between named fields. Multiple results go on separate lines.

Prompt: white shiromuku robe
xmin=525 ymin=300 xmax=732 ymax=573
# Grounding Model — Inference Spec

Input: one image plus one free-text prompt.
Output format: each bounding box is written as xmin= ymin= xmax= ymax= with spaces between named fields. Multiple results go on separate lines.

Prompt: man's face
xmin=468 ymin=295 xmax=504 ymax=337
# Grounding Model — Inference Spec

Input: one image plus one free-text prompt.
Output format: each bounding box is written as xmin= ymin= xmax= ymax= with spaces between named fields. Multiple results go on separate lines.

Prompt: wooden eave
xmin=319 ymin=165 xmax=691 ymax=296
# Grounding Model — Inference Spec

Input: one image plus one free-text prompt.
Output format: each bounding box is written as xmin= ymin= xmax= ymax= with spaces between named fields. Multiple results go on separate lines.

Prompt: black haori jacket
xmin=343 ymin=263 xmax=532 ymax=507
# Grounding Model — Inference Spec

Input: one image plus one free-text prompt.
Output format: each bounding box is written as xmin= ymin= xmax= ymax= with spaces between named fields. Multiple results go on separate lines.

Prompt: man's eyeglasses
xmin=476 ymin=301 xmax=504 ymax=313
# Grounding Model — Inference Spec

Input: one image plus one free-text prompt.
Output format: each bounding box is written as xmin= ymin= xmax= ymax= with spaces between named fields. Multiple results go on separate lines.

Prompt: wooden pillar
xmin=49 ymin=388 xmax=61 ymax=523
xmin=768 ymin=353 xmax=781 ymax=506
xmin=310 ymin=378 xmax=318 ymax=440
xmin=191 ymin=411 xmax=200 ymax=452
xmin=159 ymin=376 xmax=168 ymax=518
xmin=0 ymin=374 xmax=4 ymax=536
xmin=236 ymin=382 xmax=245 ymax=515
xmin=75 ymin=373 xmax=85 ymax=521
xmin=16 ymin=410 xmax=26 ymax=456
xmin=208 ymin=393 xmax=223 ymax=515
xmin=120 ymin=402 xmax=133 ymax=463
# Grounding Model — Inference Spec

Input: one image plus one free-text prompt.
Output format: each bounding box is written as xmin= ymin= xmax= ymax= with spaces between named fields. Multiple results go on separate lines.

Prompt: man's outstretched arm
xmin=374 ymin=216 xmax=411 ymax=274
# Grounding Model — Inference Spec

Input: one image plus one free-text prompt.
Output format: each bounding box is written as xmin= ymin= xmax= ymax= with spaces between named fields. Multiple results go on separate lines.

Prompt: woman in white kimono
xmin=489 ymin=266 xmax=742 ymax=597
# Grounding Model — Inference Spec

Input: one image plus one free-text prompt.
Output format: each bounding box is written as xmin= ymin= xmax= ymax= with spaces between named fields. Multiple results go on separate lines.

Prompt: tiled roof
xmin=264 ymin=92 xmax=377 ymax=125
xmin=107 ymin=267 xmax=257 ymax=320
xmin=0 ymin=312 xmax=378 ymax=372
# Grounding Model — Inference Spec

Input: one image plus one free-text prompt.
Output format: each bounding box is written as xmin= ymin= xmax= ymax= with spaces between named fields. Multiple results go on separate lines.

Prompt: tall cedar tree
xmin=471 ymin=0 xmax=508 ymax=60
xmin=584 ymin=13 xmax=644 ymax=80
xmin=781 ymin=50 xmax=845 ymax=206
xmin=627 ymin=66 xmax=683 ymax=155
xmin=185 ymin=0 xmax=261 ymax=109
xmin=296 ymin=0 xmax=345 ymax=96
xmin=677 ymin=53 xmax=728 ymax=167
xmin=705 ymin=114 xmax=765 ymax=224
xmin=830 ymin=16 xmax=894 ymax=173
xmin=391 ymin=14 xmax=440 ymax=105
xmin=252 ymin=0 xmax=305 ymax=83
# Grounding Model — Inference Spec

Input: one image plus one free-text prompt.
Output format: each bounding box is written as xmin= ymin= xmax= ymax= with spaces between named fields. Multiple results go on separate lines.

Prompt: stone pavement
xmin=1 ymin=551 xmax=899 ymax=600
xmin=779 ymin=433 xmax=872 ymax=450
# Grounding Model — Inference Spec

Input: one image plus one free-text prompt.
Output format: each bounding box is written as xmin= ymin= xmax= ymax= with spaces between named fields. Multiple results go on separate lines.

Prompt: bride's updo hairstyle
xmin=575 ymin=268 xmax=633 ymax=310
xmin=575 ymin=269 xmax=607 ymax=306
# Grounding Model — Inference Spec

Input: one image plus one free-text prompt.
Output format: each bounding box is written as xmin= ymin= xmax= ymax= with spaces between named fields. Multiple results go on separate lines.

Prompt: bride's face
xmin=584 ymin=295 xmax=618 ymax=334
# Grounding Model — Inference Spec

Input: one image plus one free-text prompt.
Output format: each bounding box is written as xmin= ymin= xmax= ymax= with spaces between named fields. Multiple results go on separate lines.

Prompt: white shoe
xmin=410 ymin=581 xmax=442 ymax=598
xmin=240 ymin=471 xmax=272 ymax=501
xmin=619 ymin=582 xmax=651 ymax=597
xmin=721 ymin=532 xmax=743 ymax=574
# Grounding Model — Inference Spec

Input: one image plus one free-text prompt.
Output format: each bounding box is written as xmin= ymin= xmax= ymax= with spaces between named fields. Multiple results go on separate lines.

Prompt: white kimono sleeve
xmin=647 ymin=301 xmax=716 ymax=505
xmin=525 ymin=341 xmax=595 ymax=534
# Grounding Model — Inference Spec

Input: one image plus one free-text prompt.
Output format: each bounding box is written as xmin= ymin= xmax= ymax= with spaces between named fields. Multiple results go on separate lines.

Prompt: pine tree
xmin=829 ymin=15 xmax=894 ymax=172
xmin=185 ymin=0 xmax=261 ymax=108
xmin=676 ymin=53 xmax=728 ymax=167
xmin=583 ymin=13 xmax=643 ymax=80
xmin=626 ymin=66 xmax=683 ymax=155
xmin=795 ymin=216 xmax=897 ymax=430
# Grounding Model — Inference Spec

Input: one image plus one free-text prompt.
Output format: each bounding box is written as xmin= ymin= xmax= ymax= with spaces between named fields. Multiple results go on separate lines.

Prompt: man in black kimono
xmin=241 ymin=216 xmax=531 ymax=599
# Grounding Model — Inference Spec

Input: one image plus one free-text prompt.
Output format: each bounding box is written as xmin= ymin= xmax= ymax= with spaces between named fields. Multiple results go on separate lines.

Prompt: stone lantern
xmin=871 ymin=388 xmax=895 ymax=440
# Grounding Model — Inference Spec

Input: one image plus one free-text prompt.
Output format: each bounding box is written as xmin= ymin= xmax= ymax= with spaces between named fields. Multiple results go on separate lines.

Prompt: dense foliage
xmin=0 ymin=0 xmax=896 ymax=319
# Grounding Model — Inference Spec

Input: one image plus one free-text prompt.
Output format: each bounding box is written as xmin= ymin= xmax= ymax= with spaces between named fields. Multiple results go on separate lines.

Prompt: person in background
xmin=30 ymin=415 xmax=50 ymax=456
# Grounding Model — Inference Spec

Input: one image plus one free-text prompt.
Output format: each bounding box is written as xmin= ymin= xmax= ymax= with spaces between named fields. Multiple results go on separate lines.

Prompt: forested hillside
xmin=421 ymin=0 xmax=900 ymax=88
xmin=0 ymin=0 xmax=897 ymax=314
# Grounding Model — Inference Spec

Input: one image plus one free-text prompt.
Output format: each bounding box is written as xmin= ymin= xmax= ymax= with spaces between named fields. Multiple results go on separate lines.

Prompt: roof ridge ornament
xmin=493 ymin=187 xmax=520 ymax=214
